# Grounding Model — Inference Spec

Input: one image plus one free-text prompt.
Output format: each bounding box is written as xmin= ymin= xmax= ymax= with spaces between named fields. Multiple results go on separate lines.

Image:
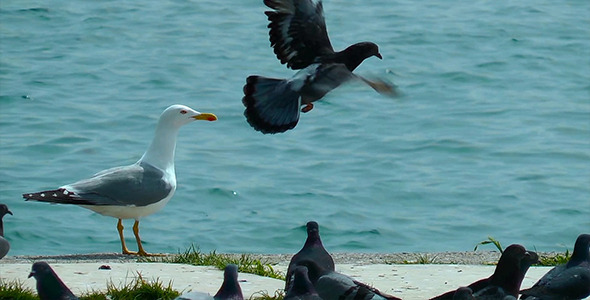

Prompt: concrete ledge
xmin=0 ymin=252 xmax=563 ymax=299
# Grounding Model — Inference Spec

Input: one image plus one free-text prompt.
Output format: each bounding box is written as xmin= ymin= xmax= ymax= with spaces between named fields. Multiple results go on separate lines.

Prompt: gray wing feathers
xmin=66 ymin=162 xmax=173 ymax=206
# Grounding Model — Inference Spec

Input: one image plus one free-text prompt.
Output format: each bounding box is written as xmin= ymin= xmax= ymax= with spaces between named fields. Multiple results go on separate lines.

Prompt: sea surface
xmin=0 ymin=0 xmax=588 ymax=256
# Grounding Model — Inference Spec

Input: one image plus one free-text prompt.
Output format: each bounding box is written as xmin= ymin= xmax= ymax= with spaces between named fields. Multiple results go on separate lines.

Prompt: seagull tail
xmin=242 ymin=75 xmax=301 ymax=134
xmin=23 ymin=189 xmax=94 ymax=205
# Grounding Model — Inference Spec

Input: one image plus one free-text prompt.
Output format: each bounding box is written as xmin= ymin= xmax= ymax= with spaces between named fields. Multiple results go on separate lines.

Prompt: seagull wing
xmin=264 ymin=0 xmax=334 ymax=69
xmin=23 ymin=162 xmax=173 ymax=207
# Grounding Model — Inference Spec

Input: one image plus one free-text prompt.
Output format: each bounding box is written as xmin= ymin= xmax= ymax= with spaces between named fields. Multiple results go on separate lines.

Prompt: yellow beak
xmin=194 ymin=113 xmax=217 ymax=121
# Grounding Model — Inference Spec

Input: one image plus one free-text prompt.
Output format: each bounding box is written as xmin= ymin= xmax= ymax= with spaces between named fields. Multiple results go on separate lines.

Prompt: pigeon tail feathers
xmin=242 ymin=75 xmax=301 ymax=134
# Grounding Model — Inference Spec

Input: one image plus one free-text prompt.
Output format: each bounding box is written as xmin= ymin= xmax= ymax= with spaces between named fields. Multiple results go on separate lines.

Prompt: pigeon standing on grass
xmin=0 ymin=204 xmax=12 ymax=259
xmin=175 ymin=264 xmax=244 ymax=300
xmin=28 ymin=261 xmax=79 ymax=300
xmin=286 ymin=221 xmax=335 ymax=290
xmin=430 ymin=244 xmax=538 ymax=300
xmin=243 ymin=0 xmax=396 ymax=134
xmin=520 ymin=233 xmax=590 ymax=300
xmin=284 ymin=266 xmax=322 ymax=300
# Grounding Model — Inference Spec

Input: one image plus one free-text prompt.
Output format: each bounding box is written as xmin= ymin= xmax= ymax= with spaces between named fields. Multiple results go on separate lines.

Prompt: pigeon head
xmin=28 ymin=261 xmax=52 ymax=280
xmin=491 ymin=244 xmax=538 ymax=296
xmin=214 ymin=264 xmax=243 ymax=300
xmin=29 ymin=261 xmax=77 ymax=300
xmin=567 ymin=233 xmax=590 ymax=268
xmin=286 ymin=266 xmax=319 ymax=297
xmin=337 ymin=42 xmax=382 ymax=71
xmin=452 ymin=287 xmax=474 ymax=300
xmin=305 ymin=221 xmax=322 ymax=246
xmin=0 ymin=204 xmax=12 ymax=218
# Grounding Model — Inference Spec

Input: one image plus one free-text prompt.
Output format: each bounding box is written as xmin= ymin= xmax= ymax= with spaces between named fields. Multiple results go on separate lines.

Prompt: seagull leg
xmin=132 ymin=220 xmax=164 ymax=257
xmin=301 ymin=103 xmax=314 ymax=113
xmin=117 ymin=219 xmax=137 ymax=255
xmin=131 ymin=220 xmax=150 ymax=256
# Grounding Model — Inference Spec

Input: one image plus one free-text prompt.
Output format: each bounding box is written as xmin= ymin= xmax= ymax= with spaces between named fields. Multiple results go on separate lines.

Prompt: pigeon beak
xmin=6 ymin=210 xmax=12 ymax=215
xmin=375 ymin=52 xmax=383 ymax=59
xmin=28 ymin=271 xmax=35 ymax=278
xmin=193 ymin=113 xmax=218 ymax=121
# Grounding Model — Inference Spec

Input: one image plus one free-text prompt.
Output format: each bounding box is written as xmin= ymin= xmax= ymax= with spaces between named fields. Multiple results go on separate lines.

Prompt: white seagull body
xmin=24 ymin=104 xmax=217 ymax=256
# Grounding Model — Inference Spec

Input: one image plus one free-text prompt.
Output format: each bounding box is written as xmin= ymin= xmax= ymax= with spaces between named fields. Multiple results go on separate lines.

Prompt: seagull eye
xmin=180 ymin=110 xmax=187 ymax=114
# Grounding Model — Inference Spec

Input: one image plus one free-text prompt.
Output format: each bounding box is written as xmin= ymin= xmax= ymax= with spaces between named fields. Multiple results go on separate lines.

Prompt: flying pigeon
xmin=284 ymin=266 xmax=322 ymax=300
xmin=23 ymin=105 xmax=217 ymax=256
xmin=520 ymin=233 xmax=590 ymax=300
xmin=0 ymin=204 xmax=12 ymax=259
xmin=175 ymin=264 xmax=244 ymax=300
xmin=285 ymin=221 xmax=335 ymax=290
xmin=28 ymin=261 xmax=79 ymax=300
xmin=243 ymin=0 xmax=396 ymax=134
xmin=430 ymin=244 xmax=538 ymax=300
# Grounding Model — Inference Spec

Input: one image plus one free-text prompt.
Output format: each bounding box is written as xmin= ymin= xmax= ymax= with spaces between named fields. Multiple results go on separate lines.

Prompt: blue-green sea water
xmin=1 ymin=0 xmax=589 ymax=256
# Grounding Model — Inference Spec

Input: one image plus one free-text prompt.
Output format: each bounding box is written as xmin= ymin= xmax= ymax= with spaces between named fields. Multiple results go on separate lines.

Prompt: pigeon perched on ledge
xmin=520 ymin=233 xmax=590 ymax=300
xmin=286 ymin=221 xmax=335 ymax=290
xmin=28 ymin=261 xmax=79 ymax=300
xmin=284 ymin=266 xmax=322 ymax=300
xmin=243 ymin=0 xmax=396 ymax=134
xmin=175 ymin=264 xmax=243 ymax=300
xmin=0 ymin=204 xmax=12 ymax=259
xmin=430 ymin=244 xmax=538 ymax=300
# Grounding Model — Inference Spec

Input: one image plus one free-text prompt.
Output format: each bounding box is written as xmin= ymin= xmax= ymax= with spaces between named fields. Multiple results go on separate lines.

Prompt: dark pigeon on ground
xmin=452 ymin=287 xmax=474 ymax=300
xmin=28 ymin=261 xmax=79 ymax=300
xmin=0 ymin=204 xmax=12 ymax=259
xmin=312 ymin=263 xmax=401 ymax=300
xmin=284 ymin=266 xmax=322 ymax=300
xmin=285 ymin=221 xmax=335 ymax=290
xmin=520 ymin=233 xmax=590 ymax=300
xmin=243 ymin=0 xmax=396 ymax=134
xmin=214 ymin=264 xmax=244 ymax=300
xmin=430 ymin=244 xmax=538 ymax=300
xmin=175 ymin=264 xmax=243 ymax=300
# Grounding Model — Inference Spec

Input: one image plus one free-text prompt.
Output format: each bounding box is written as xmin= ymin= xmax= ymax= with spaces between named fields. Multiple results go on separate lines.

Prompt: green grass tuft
xmin=398 ymin=253 xmax=438 ymax=264
xmin=81 ymin=273 xmax=180 ymax=300
xmin=250 ymin=290 xmax=285 ymax=300
xmin=0 ymin=279 xmax=37 ymax=300
xmin=536 ymin=249 xmax=571 ymax=266
xmin=141 ymin=244 xmax=285 ymax=280
xmin=474 ymin=236 xmax=503 ymax=253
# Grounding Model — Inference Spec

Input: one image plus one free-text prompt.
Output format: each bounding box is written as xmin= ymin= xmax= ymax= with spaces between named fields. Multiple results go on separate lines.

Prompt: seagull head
xmin=160 ymin=104 xmax=218 ymax=128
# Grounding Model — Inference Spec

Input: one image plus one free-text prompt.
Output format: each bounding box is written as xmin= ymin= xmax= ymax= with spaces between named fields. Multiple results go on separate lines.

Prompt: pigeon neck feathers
xmin=0 ymin=205 xmax=11 ymax=237
xmin=567 ymin=233 xmax=590 ymax=268
xmin=214 ymin=264 xmax=243 ymax=300
xmin=29 ymin=262 xmax=77 ymax=300
xmin=489 ymin=244 xmax=537 ymax=297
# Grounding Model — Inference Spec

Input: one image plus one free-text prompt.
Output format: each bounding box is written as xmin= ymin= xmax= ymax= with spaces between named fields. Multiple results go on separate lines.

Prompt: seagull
xmin=28 ymin=261 xmax=79 ymax=300
xmin=520 ymin=233 xmax=590 ymax=300
xmin=175 ymin=264 xmax=244 ymax=300
xmin=243 ymin=0 xmax=396 ymax=134
xmin=430 ymin=244 xmax=539 ymax=300
xmin=23 ymin=105 xmax=217 ymax=256
xmin=0 ymin=204 xmax=12 ymax=259
xmin=285 ymin=221 xmax=335 ymax=290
